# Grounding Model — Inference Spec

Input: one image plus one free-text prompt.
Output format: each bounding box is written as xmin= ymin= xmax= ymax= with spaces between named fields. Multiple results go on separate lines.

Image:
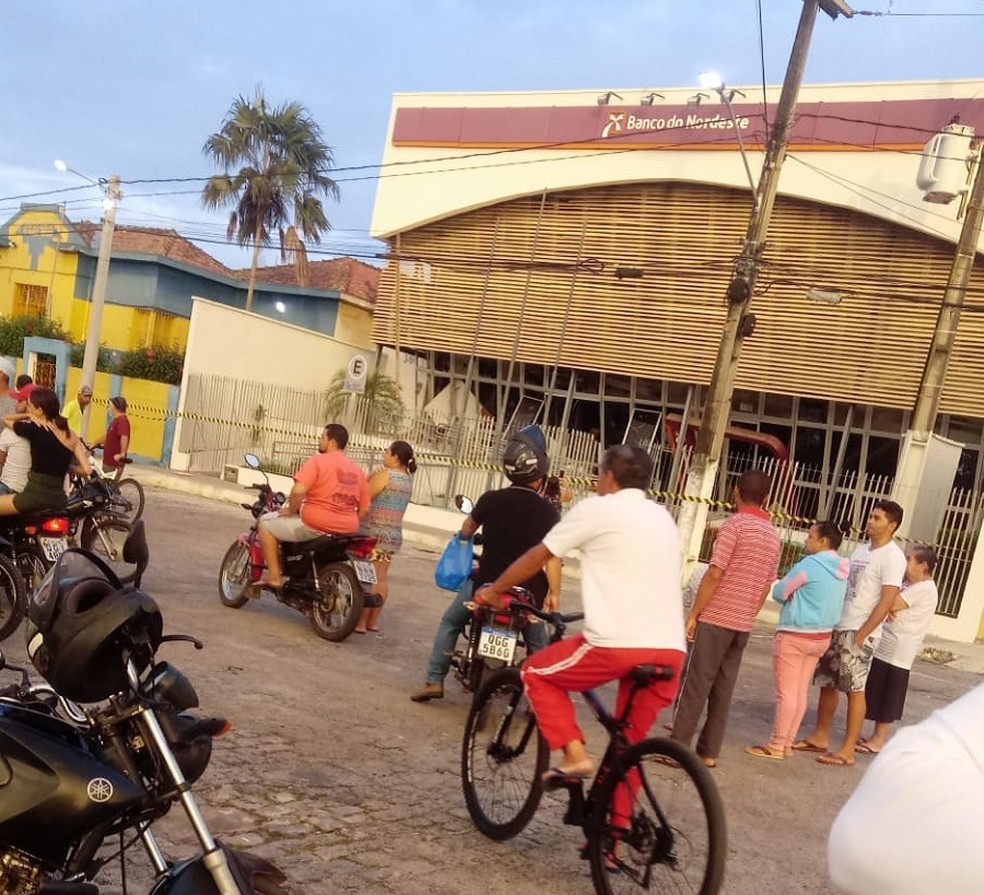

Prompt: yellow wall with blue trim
xmin=61 ymin=366 xmax=173 ymax=463
xmin=0 ymin=208 xmax=81 ymax=330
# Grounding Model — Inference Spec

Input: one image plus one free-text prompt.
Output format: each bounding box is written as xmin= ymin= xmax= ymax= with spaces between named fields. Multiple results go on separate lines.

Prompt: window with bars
xmin=13 ymin=283 xmax=48 ymax=317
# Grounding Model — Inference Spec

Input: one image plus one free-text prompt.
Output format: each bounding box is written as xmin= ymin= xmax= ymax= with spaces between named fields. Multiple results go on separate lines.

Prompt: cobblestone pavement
xmin=11 ymin=489 xmax=977 ymax=895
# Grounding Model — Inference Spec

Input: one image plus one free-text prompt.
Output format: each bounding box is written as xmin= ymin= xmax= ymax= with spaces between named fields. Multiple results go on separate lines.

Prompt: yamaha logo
xmin=87 ymin=778 xmax=114 ymax=803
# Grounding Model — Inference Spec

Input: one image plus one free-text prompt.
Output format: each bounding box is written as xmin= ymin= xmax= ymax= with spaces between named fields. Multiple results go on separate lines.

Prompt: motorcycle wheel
xmin=218 ymin=542 xmax=251 ymax=609
xmin=0 ymin=554 xmax=28 ymax=642
xmin=81 ymin=517 xmax=138 ymax=585
xmin=16 ymin=546 xmax=49 ymax=594
xmin=309 ymin=561 xmax=363 ymax=642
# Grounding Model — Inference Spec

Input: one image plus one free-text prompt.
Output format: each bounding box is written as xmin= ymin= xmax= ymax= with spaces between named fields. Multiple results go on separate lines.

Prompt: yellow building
xmin=0 ymin=205 xmax=379 ymax=353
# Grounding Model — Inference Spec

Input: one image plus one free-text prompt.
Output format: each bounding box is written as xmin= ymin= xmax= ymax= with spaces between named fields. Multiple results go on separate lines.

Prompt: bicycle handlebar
xmin=480 ymin=586 xmax=584 ymax=635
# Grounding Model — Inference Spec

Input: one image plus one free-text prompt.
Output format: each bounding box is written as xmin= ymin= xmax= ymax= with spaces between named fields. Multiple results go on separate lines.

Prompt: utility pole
xmin=677 ymin=0 xmax=852 ymax=574
xmin=80 ymin=175 xmax=121 ymax=435
xmin=892 ymin=141 xmax=984 ymax=534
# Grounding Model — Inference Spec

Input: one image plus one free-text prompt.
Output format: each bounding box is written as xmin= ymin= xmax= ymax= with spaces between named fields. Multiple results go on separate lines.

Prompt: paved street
xmin=12 ymin=488 xmax=979 ymax=894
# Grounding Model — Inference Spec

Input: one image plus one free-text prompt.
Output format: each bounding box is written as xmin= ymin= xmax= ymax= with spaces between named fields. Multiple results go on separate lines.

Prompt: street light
xmin=698 ymin=71 xmax=758 ymax=204
xmin=53 ymin=160 xmax=121 ymax=433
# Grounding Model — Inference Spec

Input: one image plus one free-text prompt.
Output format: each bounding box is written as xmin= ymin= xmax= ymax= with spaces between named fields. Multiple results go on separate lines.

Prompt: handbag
xmin=434 ymin=533 xmax=474 ymax=592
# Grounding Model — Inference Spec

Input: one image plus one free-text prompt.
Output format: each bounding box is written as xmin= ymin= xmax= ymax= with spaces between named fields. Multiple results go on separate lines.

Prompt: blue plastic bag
xmin=434 ymin=534 xmax=474 ymax=592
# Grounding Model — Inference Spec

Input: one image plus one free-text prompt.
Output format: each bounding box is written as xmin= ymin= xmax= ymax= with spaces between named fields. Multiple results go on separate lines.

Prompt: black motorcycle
xmin=217 ymin=453 xmax=381 ymax=642
xmin=0 ymin=520 xmax=287 ymax=895
xmin=446 ymin=495 xmax=541 ymax=697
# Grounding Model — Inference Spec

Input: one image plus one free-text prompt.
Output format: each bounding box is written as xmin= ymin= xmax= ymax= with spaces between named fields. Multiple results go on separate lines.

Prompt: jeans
xmin=424 ymin=578 xmax=548 ymax=684
xmin=426 ymin=579 xmax=475 ymax=684
xmin=0 ymin=483 xmax=14 ymax=496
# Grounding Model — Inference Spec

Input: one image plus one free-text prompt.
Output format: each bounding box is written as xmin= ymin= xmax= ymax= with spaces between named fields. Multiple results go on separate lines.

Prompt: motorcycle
xmin=0 ymin=475 xmax=131 ymax=643
xmin=217 ymin=453 xmax=381 ymax=642
xmin=0 ymin=520 xmax=287 ymax=895
xmin=446 ymin=495 xmax=541 ymax=696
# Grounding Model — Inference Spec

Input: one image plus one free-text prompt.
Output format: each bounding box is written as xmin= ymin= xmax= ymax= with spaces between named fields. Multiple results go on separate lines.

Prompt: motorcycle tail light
xmin=23 ymin=525 xmax=37 ymax=536
xmin=40 ymin=518 xmax=70 ymax=536
xmin=347 ymin=537 xmax=377 ymax=559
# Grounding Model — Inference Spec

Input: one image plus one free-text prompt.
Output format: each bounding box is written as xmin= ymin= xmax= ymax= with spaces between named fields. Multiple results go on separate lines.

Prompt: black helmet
xmin=502 ymin=424 xmax=550 ymax=485
xmin=25 ymin=549 xmax=162 ymax=703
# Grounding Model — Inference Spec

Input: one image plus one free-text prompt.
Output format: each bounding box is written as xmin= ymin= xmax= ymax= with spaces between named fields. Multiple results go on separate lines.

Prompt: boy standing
xmin=856 ymin=545 xmax=939 ymax=755
xmin=669 ymin=470 xmax=781 ymax=767
xmin=797 ymin=500 xmax=906 ymax=767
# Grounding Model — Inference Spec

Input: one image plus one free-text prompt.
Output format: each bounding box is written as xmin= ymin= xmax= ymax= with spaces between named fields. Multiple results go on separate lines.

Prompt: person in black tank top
xmin=0 ymin=387 xmax=92 ymax=516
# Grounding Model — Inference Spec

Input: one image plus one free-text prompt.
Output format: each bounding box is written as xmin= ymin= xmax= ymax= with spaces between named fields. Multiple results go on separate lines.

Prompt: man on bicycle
xmin=477 ymin=444 xmax=686 ymax=780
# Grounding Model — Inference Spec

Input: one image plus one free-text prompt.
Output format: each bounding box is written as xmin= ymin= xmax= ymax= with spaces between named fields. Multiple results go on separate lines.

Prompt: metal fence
xmin=180 ymin=372 xmax=983 ymax=618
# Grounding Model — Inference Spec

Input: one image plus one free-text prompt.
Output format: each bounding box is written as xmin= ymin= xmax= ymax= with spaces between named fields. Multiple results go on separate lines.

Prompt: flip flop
xmin=816 ymin=753 xmax=855 ymax=767
xmin=791 ymin=740 xmax=827 ymax=753
xmin=353 ymin=629 xmax=367 ymax=635
xmin=745 ymin=745 xmax=785 ymax=761
xmin=256 ymin=580 xmax=284 ymax=594
xmin=541 ymin=765 xmax=592 ymax=784
xmin=854 ymin=740 xmax=882 ymax=755
xmin=367 ymin=626 xmax=380 ymax=633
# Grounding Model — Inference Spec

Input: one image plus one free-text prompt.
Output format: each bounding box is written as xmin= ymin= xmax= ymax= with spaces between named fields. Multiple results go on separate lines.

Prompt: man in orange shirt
xmin=257 ymin=423 xmax=370 ymax=590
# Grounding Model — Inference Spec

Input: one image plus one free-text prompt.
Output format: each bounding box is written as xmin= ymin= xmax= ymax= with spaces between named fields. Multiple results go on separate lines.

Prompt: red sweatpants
xmin=521 ymin=634 xmax=684 ymax=751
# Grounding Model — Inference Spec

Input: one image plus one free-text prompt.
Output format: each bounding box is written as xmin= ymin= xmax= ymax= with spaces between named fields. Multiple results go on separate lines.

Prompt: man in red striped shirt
xmin=670 ymin=470 xmax=781 ymax=767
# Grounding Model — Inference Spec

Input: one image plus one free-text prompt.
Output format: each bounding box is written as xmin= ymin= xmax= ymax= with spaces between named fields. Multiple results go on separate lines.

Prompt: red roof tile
xmin=73 ymin=220 xmax=379 ymax=303
xmin=75 ymin=222 xmax=232 ymax=277
xmin=241 ymin=258 xmax=380 ymax=304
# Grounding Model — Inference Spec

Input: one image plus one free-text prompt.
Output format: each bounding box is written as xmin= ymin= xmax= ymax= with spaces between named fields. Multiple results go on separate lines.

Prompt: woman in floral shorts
xmin=354 ymin=441 xmax=416 ymax=634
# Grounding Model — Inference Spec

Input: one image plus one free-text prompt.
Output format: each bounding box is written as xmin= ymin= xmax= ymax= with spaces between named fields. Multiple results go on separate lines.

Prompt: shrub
xmin=0 ymin=315 xmax=72 ymax=356
xmin=116 ymin=345 xmax=184 ymax=385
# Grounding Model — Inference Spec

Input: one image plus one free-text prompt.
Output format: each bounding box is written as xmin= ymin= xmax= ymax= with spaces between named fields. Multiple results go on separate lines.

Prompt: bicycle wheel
xmin=82 ymin=518 xmax=138 ymax=585
xmin=115 ymin=478 xmax=145 ymax=521
xmin=588 ymin=738 xmax=726 ymax=895
xmin=461 ymin=667 xmax=548 ymax=840
xmin=0 ymin=554 xmax=27 ymax=642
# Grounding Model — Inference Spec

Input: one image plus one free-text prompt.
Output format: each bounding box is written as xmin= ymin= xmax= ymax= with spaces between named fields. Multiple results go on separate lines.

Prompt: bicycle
xmin=460 ymin=591 xmax=726 ymax=895
xmin=79 ymin=441 xmax=145 ymax=522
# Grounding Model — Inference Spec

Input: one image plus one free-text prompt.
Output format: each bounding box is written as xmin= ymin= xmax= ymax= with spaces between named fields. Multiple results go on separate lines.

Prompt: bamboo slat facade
xmin=372 ymin=181 xmax=984 ymax=417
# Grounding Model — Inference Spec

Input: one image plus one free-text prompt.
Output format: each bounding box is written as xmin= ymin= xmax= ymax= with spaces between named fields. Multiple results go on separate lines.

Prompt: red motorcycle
xmin=217 ymin=453 xmax=381 ymax=642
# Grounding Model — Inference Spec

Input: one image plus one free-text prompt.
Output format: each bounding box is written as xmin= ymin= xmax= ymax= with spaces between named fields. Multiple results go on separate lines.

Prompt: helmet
xmin=502 ymin=424 xmax=550 ymax=485
xmin=25 ymin=549 xmax=162 ymax=703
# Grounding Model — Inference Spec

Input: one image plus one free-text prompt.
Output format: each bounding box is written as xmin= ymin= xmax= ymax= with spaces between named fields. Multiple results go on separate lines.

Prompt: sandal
xmin=744 ymin=744 xmax=785 ymax=761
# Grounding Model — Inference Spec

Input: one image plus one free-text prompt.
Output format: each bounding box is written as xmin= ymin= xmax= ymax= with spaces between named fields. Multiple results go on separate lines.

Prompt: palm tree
xmin=324 ymin=369 xmax=404 ymax=432
xmin=201 ymin=86 xmax=339 ymax=311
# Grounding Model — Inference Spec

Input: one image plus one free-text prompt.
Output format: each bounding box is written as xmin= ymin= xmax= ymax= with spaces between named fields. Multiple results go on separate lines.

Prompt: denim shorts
xmin=813 ymin=628 xmax=875 ymax=693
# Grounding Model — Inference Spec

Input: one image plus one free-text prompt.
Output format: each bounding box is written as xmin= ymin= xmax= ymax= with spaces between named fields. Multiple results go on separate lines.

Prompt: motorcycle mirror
xmin=243 ymin=453 xmax=261 ymax=470
xmin=454 ymin=494 xmax=474 ymax=515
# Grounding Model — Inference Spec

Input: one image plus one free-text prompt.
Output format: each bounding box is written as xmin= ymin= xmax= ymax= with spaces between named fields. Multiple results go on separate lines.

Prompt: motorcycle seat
xmin=295 ymin=533 xmax=370 ymax=551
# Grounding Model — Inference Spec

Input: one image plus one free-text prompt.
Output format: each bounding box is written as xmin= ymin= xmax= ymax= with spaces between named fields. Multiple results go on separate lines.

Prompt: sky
xmin=2 ymin=0 xmax=983 ymax=270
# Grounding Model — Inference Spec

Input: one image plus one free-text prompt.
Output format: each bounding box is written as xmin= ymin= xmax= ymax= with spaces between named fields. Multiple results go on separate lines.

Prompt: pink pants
xmin=768 ymin=630 xmax=831 ymax=751
xmin=521 ymin=635 xmax=684 ymax=827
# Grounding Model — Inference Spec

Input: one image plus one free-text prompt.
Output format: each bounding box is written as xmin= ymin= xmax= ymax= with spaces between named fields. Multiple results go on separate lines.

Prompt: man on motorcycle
xmin=256 ymin=423 xmax=370 ymax=591
xmin=476 ymin=445 xmax=686 ymax=780
xmin=410 ymin=425 xmax=562 ymax=703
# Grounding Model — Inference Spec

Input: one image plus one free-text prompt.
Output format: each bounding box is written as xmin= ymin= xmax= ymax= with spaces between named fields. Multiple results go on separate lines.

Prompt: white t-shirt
xmin=837 ymin=541 xmax=906 ymax=632
xmin=0 ymin=427 xmax=30 ymax=493
xmin=542 ymin=488 xmax=686 ymax=651
xmin=828 ymin=683 xmax=984 ymax=895
xmin=874 ymin=578 xmax=939 ymax=669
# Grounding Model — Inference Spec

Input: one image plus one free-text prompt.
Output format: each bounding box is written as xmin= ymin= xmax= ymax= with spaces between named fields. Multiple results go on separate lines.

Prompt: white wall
xmin=170 ymin=298 xmax=376 ymax=470
xmin=371 ymin=80 xmax=984 ymax=247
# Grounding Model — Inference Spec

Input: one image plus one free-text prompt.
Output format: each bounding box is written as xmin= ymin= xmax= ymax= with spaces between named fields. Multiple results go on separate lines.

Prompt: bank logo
xmin=601 ymin=112 xmax=624 ymax=139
